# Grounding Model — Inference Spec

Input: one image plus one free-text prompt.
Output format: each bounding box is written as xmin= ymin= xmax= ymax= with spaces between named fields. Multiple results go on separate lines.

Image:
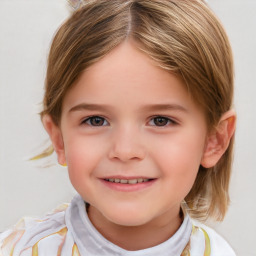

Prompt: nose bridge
xmin=108 ymin=123 xmax=145 ymax=161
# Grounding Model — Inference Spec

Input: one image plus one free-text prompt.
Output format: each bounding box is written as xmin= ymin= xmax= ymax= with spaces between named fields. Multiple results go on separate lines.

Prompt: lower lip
xmin=100 ymin=179 xmax=157 ymax=192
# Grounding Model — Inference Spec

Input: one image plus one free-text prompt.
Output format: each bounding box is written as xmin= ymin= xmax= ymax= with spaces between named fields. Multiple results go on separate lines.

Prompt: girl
xmin=0 ymin=0 xmax=236 ymax=255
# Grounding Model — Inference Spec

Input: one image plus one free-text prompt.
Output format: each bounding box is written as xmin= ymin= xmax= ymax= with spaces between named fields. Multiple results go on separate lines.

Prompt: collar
xmin=65 ymin=194 xmax=192 ymax=256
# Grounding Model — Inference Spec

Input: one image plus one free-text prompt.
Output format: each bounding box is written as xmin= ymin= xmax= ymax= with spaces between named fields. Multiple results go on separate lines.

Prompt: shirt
xmin=0 ymin=194 xmax=236 ymax=256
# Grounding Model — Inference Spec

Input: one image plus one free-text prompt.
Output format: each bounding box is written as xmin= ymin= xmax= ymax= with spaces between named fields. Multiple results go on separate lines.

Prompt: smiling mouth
xmin=104 ymin=178 xmax=154 ymax=184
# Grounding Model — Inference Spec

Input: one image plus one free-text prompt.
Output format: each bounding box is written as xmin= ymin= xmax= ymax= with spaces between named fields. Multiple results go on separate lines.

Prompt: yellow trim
xmin=181 ymin=245 xmax=190 ymax=256
xmin=185 ymin=225 xmax=211 ymax=256
xmin=32 ymin=227 xmax=67 ymax=256
xmin=2 ymin=230 xmax=25 ymax=256
xmin=201 ymin=228 xmax=211 ymax=256
xmin=72 ymin=244 xmax=80 ymax=256
xmin=32 ymin=243 xmax=38 ymax=256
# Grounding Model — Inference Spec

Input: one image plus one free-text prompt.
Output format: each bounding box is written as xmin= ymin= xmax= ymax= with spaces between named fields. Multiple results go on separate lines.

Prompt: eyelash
xmin=81 ymin=116 xmax=177 ymax=127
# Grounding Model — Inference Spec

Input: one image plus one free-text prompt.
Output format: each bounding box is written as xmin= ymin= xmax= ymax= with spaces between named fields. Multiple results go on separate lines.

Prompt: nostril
xmin=108 ymin=147 xmax=146 ymax=162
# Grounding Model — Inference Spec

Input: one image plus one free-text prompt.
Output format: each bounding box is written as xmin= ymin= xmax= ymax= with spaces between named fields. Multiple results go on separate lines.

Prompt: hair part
xmin=41 ymin=0 xmax=234 ymax=221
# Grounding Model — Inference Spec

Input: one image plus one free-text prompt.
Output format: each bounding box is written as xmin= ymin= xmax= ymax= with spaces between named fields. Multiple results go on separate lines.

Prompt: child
xmin=0 ymin=0 xmax=236 ymax=255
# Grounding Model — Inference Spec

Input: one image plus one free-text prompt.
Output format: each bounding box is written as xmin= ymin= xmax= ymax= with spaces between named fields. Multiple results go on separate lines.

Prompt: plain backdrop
xmin=0 ymin=1 xmax=255 ymax=255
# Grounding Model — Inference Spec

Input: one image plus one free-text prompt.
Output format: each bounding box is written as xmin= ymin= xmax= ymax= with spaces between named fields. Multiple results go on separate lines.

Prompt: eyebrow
xmin=69 ymin=103 xmax=188 ymax=113
xmin=69 ymin=103 xmax=112 ymax=113
xmin=141 ymin=104 xmax=188 ymax=113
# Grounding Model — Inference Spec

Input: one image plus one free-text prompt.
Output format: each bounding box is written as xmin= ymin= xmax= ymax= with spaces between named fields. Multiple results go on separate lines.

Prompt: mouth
xmin=104 ymin=178 xmax=154 ymax=184
xmin=101 ymin=177 xmax=157 ymax=192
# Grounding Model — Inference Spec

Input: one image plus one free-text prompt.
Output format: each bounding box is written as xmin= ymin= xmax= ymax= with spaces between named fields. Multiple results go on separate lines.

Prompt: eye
xmin=82 ymin=116 xmax=108 ymax=126
xmin=148 ymin=116 xmax=175 ymax=127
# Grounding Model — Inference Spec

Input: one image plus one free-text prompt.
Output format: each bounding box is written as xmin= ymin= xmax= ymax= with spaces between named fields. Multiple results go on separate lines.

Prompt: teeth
xmin=105 ymin=178 xmax=151 ymax=184
xmin=128 ymin=179 xmax=138 ymax=184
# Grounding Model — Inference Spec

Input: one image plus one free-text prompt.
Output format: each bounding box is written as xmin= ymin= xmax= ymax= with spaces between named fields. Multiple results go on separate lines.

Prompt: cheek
xmin=152 ymin=134 xmax=205 ymax=168
xmin=64 ymin=137 xmax=103 ymax=180
xmin=149 ymin=133 xmax=205 ymax=190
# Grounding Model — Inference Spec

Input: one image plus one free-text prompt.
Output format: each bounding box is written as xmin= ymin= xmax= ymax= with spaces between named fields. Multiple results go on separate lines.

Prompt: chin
xmin=103 ymin=207 xmax=152 ymax=227
xmin=108 ymin=215 xmax=149 ymax=227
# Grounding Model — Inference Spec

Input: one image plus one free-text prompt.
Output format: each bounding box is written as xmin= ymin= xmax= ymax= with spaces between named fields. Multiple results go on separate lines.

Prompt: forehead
xmin=62 ymin=40 xmax=201 ymax=116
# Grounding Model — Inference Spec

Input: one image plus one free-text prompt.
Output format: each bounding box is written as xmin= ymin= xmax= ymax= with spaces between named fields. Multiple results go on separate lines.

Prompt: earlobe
xmin=201 ymin=110 xmax=236 ymax=168
xmin=42 ymin=115 xmax=66 ymax=165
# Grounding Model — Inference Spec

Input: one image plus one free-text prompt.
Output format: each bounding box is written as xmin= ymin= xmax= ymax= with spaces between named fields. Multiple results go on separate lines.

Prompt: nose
xmin=108 ymin=125 xmax=146 ymax=162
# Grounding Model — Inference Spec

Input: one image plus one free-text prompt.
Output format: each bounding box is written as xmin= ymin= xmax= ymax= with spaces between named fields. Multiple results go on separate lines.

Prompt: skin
xmin=43 ymin=40 xmax=236 ymax=250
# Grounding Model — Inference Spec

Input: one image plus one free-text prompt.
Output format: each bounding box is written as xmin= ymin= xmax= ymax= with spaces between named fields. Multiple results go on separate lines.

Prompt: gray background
xmin=0 ymin=1 xmax=255 ymax=255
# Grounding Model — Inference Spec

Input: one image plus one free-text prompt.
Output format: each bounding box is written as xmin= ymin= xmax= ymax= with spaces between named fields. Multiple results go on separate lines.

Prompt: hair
xmin=41 ymin=0 xmax=234 ymax=221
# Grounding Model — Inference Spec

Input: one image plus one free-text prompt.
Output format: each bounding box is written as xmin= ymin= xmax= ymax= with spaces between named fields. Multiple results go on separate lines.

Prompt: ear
xmin=201 ymin=110 xmax=236 ymax=168
xmin=42 ymin=115 xmax=66 ymax=165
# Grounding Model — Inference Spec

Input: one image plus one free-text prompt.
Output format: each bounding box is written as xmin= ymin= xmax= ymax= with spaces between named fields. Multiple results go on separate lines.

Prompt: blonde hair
xmin=41 ymin=0 xmax=234 ymax=221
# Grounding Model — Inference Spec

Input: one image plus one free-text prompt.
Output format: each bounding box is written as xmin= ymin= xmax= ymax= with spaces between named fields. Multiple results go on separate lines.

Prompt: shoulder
xmin=191 ymin=220 xmax=236 ymax=256
xmin=0 ymin=203 xmax=74 ymax=256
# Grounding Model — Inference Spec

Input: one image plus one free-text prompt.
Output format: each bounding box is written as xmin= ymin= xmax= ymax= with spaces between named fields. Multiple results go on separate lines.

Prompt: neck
xmin=87 ymin=205 xmax=183 ymax=251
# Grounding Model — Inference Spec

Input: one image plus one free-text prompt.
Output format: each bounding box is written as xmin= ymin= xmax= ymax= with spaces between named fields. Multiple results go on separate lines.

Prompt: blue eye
xmin=83 ymin=116 xmax=108 ymax=126
xmin=149 ymin=116 xmax=174 ymax=127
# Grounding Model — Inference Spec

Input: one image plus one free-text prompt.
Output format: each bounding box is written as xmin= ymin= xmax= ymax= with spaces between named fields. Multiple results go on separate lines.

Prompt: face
xmin=56 ymin=41 xmax=209 ymax=227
